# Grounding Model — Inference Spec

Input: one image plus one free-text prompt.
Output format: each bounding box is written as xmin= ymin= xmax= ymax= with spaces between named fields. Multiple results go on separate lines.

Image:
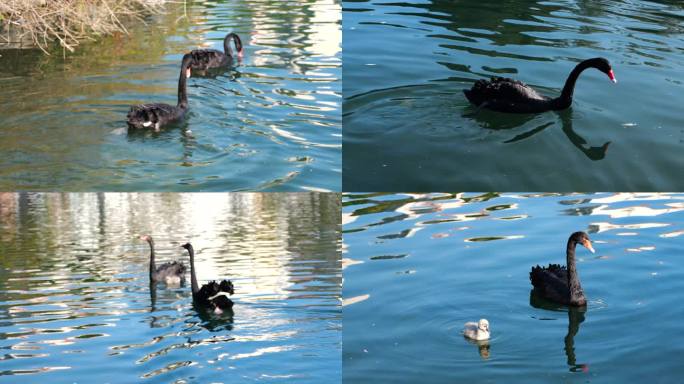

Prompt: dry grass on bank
xmin=0 ymin=0 xmax=169 ymax=53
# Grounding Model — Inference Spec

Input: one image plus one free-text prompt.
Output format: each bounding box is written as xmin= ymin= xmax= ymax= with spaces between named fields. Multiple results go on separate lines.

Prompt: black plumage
xmin=464 ymin=58 xmax=616 ymax=113
xmin=127 ymin=53 xmax=194 ymax=130
xmin=529 ymin=232 xmax=595 ymax=306
xmin=140 ymin=235 xmax=186 ymax=285
xmin=189 ymin=32 xmax=243 ymax=72
xmin=181 ymin=242 xmax=235 ymax=314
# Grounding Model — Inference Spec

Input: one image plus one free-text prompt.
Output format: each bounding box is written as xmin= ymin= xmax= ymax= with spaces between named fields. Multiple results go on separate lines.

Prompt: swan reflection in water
xmin=530 ymin=291 xmax=589 ymax=373
xmin=466 ymin=104 xmax=611 ymax=161
xmin=465 ymin=338 xmax=491 ymax=360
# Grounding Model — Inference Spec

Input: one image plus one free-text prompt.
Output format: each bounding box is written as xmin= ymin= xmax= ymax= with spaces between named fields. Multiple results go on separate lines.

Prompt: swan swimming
xmin=463 ymin=319 xmax=490 ymax=341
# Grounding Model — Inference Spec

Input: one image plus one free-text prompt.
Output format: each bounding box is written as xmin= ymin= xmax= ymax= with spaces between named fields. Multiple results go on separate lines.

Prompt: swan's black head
xmin=181 ymin=53 xmax=193 ymax=78
xmin=219 ymin=280 xmax=235 ymax=295
xmin=586 ymin=57 xmax=616 ymax=83
xmin=571 ymin=231 xmax=595 ymax=253
xmin=180 ymin=242 xmax=192 ymax=250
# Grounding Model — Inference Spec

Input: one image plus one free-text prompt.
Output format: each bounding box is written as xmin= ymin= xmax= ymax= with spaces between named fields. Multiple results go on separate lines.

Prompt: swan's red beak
xmin=186 ymin=68 xmax=191 ymax=78
xmin=608 ymin=69 xmax=617 ymax=83
xmin=238 ymin=50 xmax=244 ymax=60
xmin=582 ymin=239 xmax=595 ymax=253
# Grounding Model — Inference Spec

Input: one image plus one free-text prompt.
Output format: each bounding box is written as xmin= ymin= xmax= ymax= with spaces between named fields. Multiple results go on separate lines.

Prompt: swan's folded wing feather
xmin=156 ymin=261 xmax=186 ymax=277
xmin=463 ymin=322 xmax=478 ymax=330
xmin=129 ymin=103 xmax=175 ymax=121
xmin=190 ymin=49 xmax=226 ymax=69
xmin=487 ymin=78 xmax=548 ymax=102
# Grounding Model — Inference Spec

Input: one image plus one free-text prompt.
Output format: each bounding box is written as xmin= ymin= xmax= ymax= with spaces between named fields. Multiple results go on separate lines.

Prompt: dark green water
xmin=343 ymin=0 xmax=684 ymax=191
xmin=0 ymin=192 xmax=341 ymax=383
xmin=0 ymin=0 xmax=341 ymax=191
xmin=343 ymin=192 xmax=684 ymax=383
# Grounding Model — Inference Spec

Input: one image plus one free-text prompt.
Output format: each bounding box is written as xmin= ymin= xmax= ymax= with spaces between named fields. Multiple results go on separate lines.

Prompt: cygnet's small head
xmin=478 ymin=319 xmax=489 ymax=332
xmin=572 ymin=231 xmax=595 ymax=254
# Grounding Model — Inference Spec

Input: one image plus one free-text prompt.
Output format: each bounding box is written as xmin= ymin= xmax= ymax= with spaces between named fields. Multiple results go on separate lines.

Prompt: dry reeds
xmin=0 ymin=0 xmax=167 ymax=54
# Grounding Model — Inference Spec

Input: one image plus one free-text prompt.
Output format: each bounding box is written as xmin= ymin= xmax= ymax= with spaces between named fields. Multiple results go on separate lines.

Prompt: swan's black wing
xmin=155 ymin=261 xmax=186 ymax=280
xmin=464 ymin=77 xmax=551 ymax=113
xmin=190 ymin=49 xmax=228 ymax=71
xmin=530 ymin=263 xmax=570 ymax=304
xmin=195 ymin=280 xmax=234 ymax=311
xmin=212 ymin=294 xmax=234 ymax=310
xmin=127 ymin=103 xmax=178 ymax=130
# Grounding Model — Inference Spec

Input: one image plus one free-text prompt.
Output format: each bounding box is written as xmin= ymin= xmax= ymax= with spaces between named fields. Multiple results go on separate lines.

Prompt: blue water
xmin=0 ymin=0 xmax=341 ymax=191
xmin=0 ymin=192 xmax=341 ymax=383
xmin=343 ymin=192 xmax=684 ymax=383
xmin=343 ymin=0 xmax=684 ymax=191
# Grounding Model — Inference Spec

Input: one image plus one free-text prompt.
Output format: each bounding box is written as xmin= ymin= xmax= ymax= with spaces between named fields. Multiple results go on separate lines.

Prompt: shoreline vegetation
xmin=0 ymin=0 xmax=172 ymax=54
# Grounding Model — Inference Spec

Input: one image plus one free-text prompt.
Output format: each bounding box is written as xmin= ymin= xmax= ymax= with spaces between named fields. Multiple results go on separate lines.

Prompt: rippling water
xmin=0 ymin=0 xmax=341 ymax=191
xmin=343 ymin=192 xmax=684 ymax=382
xmin=0 ymin=192 xmax=341 ymax=383
xmin=343 ymin=0 xmax=684 ymax=191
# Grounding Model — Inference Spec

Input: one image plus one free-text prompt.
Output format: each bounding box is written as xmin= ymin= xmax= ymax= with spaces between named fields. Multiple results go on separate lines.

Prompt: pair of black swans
xmin=126 ymin=32 xmax=243 ymax=131
xmin=140 ymin=235 xmax=235 ymax=314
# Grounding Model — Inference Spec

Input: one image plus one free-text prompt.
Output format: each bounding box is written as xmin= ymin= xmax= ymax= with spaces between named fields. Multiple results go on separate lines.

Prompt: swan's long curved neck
xmin=556 ymin=60 xmax=593 ymax=107
xmin=223 ymin=33 xmax=243 ymax=57
xmin=147 ymin=239 xmax=156 ymax=279
xmin=187 ymin=245 xmax=199 ymax=295
xmin=566 ymin=238 xmax=583 ymax=295
xmin=177 ymin=66 xmax=188 ymax=109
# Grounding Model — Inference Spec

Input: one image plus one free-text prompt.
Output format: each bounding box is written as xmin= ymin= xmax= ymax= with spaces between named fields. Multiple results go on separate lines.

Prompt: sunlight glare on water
xmin=343 ymin=192 xmax=684 ymax=383
xmin=0 ymin=0 xmax=341 ymax=191
xmin=0 ymin=192 xmax=341 ymax=383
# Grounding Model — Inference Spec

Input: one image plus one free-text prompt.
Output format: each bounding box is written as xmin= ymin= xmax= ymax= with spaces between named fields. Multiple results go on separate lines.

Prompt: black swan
xmin=530 ymin=231 xmax=595 ymax=306
xmin=140 ymin=235 xmax=186 ymax=285
xmin=189 ymin=32 xmax=243 ymax=72
xmin=464 ymin=58 xmax=616 ymax=113
xmin=127 ymin=53 xmax=193 ymax=131
xmin=181 ymin=242 xmax=235 ymax=314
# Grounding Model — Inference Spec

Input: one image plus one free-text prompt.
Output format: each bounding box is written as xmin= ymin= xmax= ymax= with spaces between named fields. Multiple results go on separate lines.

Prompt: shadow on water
xmin=465 ymin=338 xmax=491 ymax=360
xmin=557 ymin=111 xmax=611 ymax=161
xmin=465 ymin=108 xmax=611 ymax=161
xmin=192 ymin=304 xmax=235 ymax=332
xmin=530 ymin=291 xmax=589 ymax=373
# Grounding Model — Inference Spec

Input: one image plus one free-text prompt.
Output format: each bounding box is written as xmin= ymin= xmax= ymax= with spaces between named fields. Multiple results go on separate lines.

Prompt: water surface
xmin=343 ymin=0 xmax=684 ymax=191
xmin=343 ymin=192 xmax=684 ymax=383
xmin=0 ymin=0 xmax=341 ymax=191
xmin=0 ymin=192 xmax=341 ymax=383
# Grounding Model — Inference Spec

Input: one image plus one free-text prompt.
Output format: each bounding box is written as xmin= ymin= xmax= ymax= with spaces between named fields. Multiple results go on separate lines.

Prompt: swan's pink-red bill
xmin=608 ymin=69 xmax=617 ymax=83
